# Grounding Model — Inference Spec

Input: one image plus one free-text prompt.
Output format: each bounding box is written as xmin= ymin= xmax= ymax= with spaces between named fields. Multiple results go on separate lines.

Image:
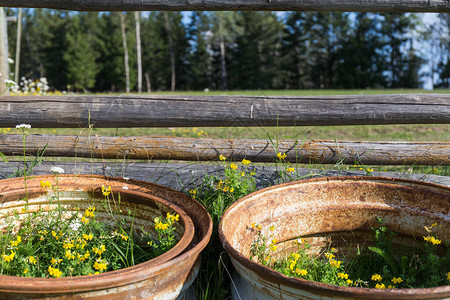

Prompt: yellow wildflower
xmin=241 ymin=172 xmax=245 ymax=176
xmin=230 ymin=163 xmax=238 ymax=170
xmin=296 ymin=269 xmax=308 ymax=276
xmin=271 ymin=238 xmax=278 ymax=244
xmin=289 ymin=260 xmax=296 ymax=271
xmin=93 ymin=260 xmax=108 ymax=271
xmin=286 ymin=167 xmax=295 ymax=173
xmin=77 ymin=253 xmax=85 ymax=261
xmin=167 ymin=212 xmax=180 ymax=223
xmin=269 ymin=226 xmax=275 ymax=231
xmin=256 ymin=224 xmax=262 ymax=230
xmin=337 ymin=273 xmax=349 ymax=280
xmin=219 ymin=154 xmax=226 ymax=161
xmin=431 ymin=238 xmax=442 ymax=245
xmin=92 ymin=245 xmax=106 ymax=256
xmin=388 ymin=285 xmax=395 ymax=289
xmin=424 ymin=223 xmax=438 ymax=232
xmin=63 ymin=240 xmax=75 ymax=249
xmin=2 ymin=251 xmax=15 ymax=262
xmin=329 ymin=259 xmax=341 ymax=268
xmin=371 ymin=274 xmax=382 ymax=281
xmin=229 ymin=187 xmax=234 ymax=193
xmin=375 ymin=283 xmax=386 ymax=289
xmin=84 ymin=206 xmax=96 ymax=218
xmin=155 ymin=221 xmax=169 ymax=230
xmin=51 ymin=257 xmax=62 ymax=264
xmin=23 ymin=268 xmax=29 ymax=274
xmin=250 ymin=171 xmax=256 ymax=176
xmin=101 ymin=185 xmax=111 ymax=196
xmin=83 ymin=233 xmax=93 ymax=241
xmin=325 ymin=252 xmax=335 ymax=260
xmin=10 ymin=236 xmax=21 ymax=247
xmin=277 ymin=152 xmax=286 ymax=160
xmin=391 ymin=277 xmax=403 ymax=284
xmin=447 ymin=272 xmax=450 ymax=281
xmin=241 ymin=159 xmax=251 ymax=165
xmin=48 ymin=266 xmax=62 ymax=278
xmin=250 ymin=222 xmax=256 ymax=229
xmin=29 ymin=256 xmax=37 ymax=265
xmin=270 ymin=245 xmax=277 ymax=252
xmin=65 ymin=250 xmax=75 ymax=260
xmin=347 ymin=279 xmax=353 ymax=285
xmin=291 ymin=253 xmax=300 ymax=261
xmin=423 ymin=235 xmax=441 ymax=245
xmin=40 ymin=180 xmax=51 ymax=188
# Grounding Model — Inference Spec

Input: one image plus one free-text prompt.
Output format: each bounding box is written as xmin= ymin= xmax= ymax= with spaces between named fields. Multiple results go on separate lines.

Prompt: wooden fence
xmin=0 ymin=1 xmax=449 ymax=189
xmin=1 ymin=0 xmax=449 ymax=12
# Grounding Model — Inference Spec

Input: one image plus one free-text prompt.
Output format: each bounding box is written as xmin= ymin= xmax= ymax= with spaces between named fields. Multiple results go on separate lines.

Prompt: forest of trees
xmin=4 ymin=9 xmax=450 ymax=92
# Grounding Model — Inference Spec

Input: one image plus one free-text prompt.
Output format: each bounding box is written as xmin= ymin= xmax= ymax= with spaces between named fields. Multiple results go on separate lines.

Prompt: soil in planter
xmin=0 ymin=185 xmax=181 ymax=278
xmin=250 ymin=217 xmax=450 ymax=289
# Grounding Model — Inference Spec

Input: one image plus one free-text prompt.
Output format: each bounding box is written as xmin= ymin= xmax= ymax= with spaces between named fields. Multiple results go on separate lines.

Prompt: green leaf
xmin=368 ymin=246 xmax=398 ymax=274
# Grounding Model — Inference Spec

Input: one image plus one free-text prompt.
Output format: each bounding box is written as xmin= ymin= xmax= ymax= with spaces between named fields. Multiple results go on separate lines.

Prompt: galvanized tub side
xmin=0 ymin=175 xmax=213 ymax=299
xmin=219 ymin=176 xmax=450 ymax=299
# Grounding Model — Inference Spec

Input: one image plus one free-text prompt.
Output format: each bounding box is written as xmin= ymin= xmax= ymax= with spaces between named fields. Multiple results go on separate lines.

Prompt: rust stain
xmin=219 ymin=176 xmax=450 ymax=299
xmin=0 ymin=175 xmax=212 ymax=299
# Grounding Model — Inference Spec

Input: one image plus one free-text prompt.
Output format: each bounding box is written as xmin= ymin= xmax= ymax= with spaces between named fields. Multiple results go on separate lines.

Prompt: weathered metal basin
xmin=219 ymin=176 xmax=450 ymax=299
xmin=0 ymin=175 xmax=213 ymax=299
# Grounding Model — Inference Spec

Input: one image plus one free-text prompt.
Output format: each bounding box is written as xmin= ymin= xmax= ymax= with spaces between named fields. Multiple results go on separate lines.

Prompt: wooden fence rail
xmin=0 ymin=94 xmax=449 ymax=128
xmin=1 ymin=0 xmax=449 ymax=12
xmin=1 ymin=134 xmax=449 ymax=165
xmin=1 ymin=162 xmax=449 ymax=189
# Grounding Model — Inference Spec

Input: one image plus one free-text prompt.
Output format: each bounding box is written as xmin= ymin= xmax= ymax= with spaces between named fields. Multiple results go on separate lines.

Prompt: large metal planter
xmin=0 ymin=175 xmax=213 ymax=299
xmin=219 ymin=176 xmax=450 ymax=299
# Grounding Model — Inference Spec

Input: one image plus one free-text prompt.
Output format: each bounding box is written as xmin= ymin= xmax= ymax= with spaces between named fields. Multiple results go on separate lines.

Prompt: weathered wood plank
xmin=0 ymin=94 xmax=449 ymax=128
xmin=1 ymin=162 xmax=448 ymax=191
xmin=1 ymin=0 xmax=449 ymax=12
xmin=1 ymin=134 xmax=449 ymax=165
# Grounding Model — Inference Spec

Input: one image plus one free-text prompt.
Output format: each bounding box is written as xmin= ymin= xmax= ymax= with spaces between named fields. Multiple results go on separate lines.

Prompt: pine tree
xmin=334 ymin=13 xmax=385 ymax=88
xmin=435 ymin=14 xmax=450 ymax=88
xmin=187 ymin=12 xmax=211 ymax=90
xmin=64 ymin=12 xmax=99 ymax=92
xmin=230 ymin=11 xmax=283 ymax=90
xmin=380 ymin=13 xmax=423 ymax=88
xmin=280 ymin=12 xmax=310 ymax=89
xmin=95 ymin=13 xmax=125 ymax=92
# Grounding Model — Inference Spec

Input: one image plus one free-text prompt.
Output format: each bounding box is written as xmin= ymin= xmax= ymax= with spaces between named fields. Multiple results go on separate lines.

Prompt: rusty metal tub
xmin=219 ymin=176 xmax=450 ymax=299
xmin=0 ymin=175 xmax=213 ymax=299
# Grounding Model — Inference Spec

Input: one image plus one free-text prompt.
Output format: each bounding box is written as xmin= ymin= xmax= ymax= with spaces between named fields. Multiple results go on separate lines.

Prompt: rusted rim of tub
xmin=0 ymin=175 xmax=213 ymax=295
xmin=0 ymin=175 xmax=195 ymax=268
xmin=219 ymin=176 xmax=450 ymax=299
